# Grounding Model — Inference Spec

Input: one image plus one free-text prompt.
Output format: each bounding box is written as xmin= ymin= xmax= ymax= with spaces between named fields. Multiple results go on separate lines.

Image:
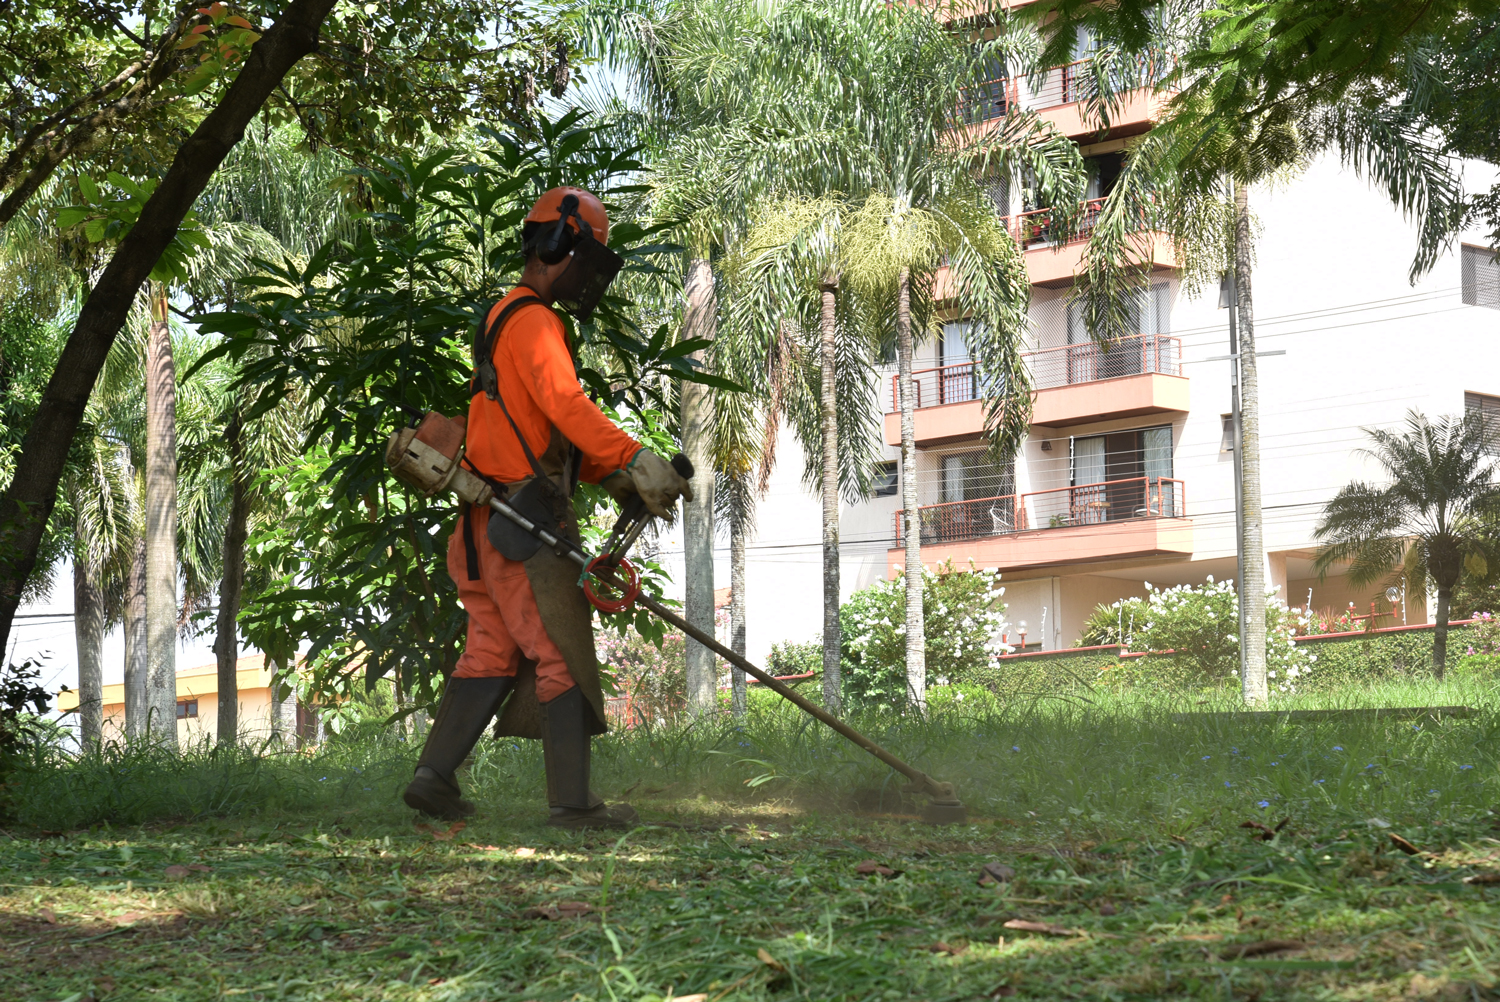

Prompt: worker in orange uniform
xmin=403 ymin=187 xmax=692 ymax=828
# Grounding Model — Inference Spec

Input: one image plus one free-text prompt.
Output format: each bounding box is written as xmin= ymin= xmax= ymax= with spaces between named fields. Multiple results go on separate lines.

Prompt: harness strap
xmin=471 ymin=291 xmax=576 ymax=497
xmin=461 ymin=502 xmax=480 ymax=581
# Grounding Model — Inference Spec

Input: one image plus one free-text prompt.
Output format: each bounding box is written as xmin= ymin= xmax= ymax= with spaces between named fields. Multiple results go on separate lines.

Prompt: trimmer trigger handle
xmin=670 ymin=453 xmax=694 ymax=480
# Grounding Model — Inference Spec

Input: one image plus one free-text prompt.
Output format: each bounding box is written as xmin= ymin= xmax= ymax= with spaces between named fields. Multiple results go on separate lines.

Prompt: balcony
xmin=1027 ymin=333 xmax=1189 ymax=426
xmin=954 ymin=57 xmax=1173 ymax=140
xmin=1003 ymin=198 xmax=1176 ymax=287
xmin=890 ymin=477 xmax=1193 ymax=572
xmin=881 ymin=334 xmax=1187 ymax=445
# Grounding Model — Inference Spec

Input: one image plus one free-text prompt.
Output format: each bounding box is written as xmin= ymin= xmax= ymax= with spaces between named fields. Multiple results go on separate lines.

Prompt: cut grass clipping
xmin=2 ymin=678 xmax=1497 ymax=1000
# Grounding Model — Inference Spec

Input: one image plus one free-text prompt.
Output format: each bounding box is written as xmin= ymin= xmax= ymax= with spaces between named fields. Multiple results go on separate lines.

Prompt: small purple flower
xmin=1256 ymin=800 xmax=1270 ymax=808
xmin=1365 ymin=764 xmax=1377 ymax=770
xmin=1012 ymin=746 xmax=1020 ymax=752
xmin=1314 ymin=779 xmax=1325 ymax=784
xmin=1461 ymin=765 xmax=1475 ymax=770
xmin=1224 ymin=781 xmax=1233 ymax=788
xmin=1333 ymin=746 xmax=1343 ymax=752
xmin=1202 ymin=755 xmax=1211 ymax=761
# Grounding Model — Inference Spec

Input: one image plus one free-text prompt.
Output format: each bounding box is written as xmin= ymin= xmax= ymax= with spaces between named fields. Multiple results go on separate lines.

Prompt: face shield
xmin=549 ymin=231 xmax=623 ymax=322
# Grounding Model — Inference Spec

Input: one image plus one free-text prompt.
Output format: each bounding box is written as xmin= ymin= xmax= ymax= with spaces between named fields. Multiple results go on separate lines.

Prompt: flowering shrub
xmin=1091 ymin=577 xmax=1313 ymax=692
xmin=1466 ymin=611 xmax=1500 ymax=655
xmin=840 ymin=560 xmax=1007 ymax=711
xmin=596 ymin=627 xmax=686 ymax=724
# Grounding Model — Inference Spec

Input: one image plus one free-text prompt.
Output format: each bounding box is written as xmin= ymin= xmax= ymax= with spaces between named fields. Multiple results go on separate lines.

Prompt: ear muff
xmin=524 ymin=194 xmax=593 ymax=265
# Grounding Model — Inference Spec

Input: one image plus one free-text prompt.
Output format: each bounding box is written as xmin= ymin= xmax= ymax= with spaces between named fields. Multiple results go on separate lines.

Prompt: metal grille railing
xmin=1027 ymin=334 xmax=1181 ymax=390
xmin=956 ymin=76 xmax=1020 ymax=124
xmin=886 ymin=334 xmax=1180 ymax=412
xmin=893 ymin=477 xmax=1184 ymax=545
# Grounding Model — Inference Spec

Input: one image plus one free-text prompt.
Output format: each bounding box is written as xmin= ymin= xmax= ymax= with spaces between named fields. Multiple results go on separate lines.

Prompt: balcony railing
xmin=894 ymin=476 xmax=1184 ymax=545
xmin=1002 ymin=196 xmax=1106 ymax=249
xmin=885 ymin=333 xmax=1181 ymax=412
xmin=1028 ymin=333 xmax=1180 ymax=390
xmin=953 ymin=56 xmax=1174 ymax=125
xmin=957 ymin=76 xmax=1020 ymax=124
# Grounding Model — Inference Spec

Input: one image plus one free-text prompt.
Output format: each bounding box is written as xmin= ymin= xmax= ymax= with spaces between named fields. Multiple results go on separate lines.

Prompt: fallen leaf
xmin=645 ymin=879 xmax=665 ymax=891
xmin=918 ymin=941 xmax=968 ymax=956
xmin=1220 ymin=940 xmax=1305 ymax=960
xmin=188 ymin=863 xmax=211 ymax=873
xmin=1098 ymin=902 xmax=1117 ymax=916
xmin=977 ymin=862 xmax=1015 ymax=887
xmin=990 ymin=987 xmax=1018 ymax=999
xmin=1464 ymin=872 xmax=1500 ymax=885
xmin=1389 ymin=833 xmax=1422 ymax=856
xmin=467 ymin=844 xmax=501 ymax=851
xmin=853 ymin=859 xmax=897 ymax=877
xmin=671 ymin=995 xmax=709 ymax=1002
xmin=112 ymin=910 xmax=150 ymax=926
xmin=521 ymin=901 xmax=594 ymax=921
xmin=757 ymin=947 xmax=785 ymax=971
xmin=164 ymin=865 xmax=191 ymax=880
xmin=37 ymin=908 xmax=57 ymax=924
xmin=96 ymin=976 xmax=115 ymax=995
xmin=1002 ymin=919 xmax=1082 ymax=937
xmin=432 ymin=821 xmax=465 ymax=841
xmin=1180 ymin=934 xmax=1223 ymax=942
xmin=515 ymin=847 xmax=536 ymax=857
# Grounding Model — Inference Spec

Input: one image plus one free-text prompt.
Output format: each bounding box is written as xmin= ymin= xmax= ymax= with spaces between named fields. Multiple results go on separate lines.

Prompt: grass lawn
xmin=3 ymin=680 xmax=1499 ymax=1001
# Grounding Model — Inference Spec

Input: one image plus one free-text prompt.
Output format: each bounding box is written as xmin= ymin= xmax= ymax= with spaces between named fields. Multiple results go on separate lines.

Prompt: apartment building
xmin=656 ymin=14 xmax=1500 ymax=664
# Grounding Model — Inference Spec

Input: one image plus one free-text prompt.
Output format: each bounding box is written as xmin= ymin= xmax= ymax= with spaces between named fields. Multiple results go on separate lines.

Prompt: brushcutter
xmin=386 ymin=412 xmax=968 ymax=824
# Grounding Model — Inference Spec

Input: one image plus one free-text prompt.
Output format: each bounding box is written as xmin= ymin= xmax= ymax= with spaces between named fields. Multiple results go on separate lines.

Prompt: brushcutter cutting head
xmin=911 ymin=778 xmax=968 ymax=825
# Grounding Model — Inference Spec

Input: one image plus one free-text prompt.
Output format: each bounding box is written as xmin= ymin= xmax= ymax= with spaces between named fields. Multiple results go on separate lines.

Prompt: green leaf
xmin=78 ymin=175 xmax=100 ymax=204
xmin=84 ymin=217 xmax=106 ymax=242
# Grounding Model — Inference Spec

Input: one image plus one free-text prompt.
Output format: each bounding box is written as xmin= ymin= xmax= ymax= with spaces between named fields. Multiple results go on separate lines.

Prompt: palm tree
xmin=1314 ymin=412 xmax=1500 ymax=680
xmin=699 ymin=0 xmax=1084 ymax=712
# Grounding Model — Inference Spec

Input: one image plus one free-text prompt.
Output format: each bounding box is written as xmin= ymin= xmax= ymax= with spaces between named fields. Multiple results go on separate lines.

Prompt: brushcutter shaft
xmin=484 ymin=493 xmax=953 ymax=803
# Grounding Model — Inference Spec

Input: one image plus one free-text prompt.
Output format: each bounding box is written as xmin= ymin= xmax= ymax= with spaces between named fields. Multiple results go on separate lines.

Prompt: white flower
xmin=955 ymin=692 xmax=966 ymax=701
xmin=1268 ymin=671 xmax=1277 ymax=679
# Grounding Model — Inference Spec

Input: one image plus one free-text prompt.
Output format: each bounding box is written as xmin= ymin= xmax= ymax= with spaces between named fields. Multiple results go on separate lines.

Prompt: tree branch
xmin=0 ymin=0 xmax=341 ymax=656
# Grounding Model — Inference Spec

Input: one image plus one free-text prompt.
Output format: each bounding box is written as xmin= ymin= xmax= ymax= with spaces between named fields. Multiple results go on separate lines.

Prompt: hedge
xmin=963 ymin=624 xmax=1485 ymax=696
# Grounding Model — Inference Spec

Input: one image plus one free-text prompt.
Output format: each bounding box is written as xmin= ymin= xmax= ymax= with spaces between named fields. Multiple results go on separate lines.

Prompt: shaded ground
xmin=3 ymin=799 xmax=1499 ymax=1001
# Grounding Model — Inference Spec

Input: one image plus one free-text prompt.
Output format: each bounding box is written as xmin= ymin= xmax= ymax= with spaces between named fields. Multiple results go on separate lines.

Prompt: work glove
xmin=599 ymin=469 xmax=637 ymax=504
xmin=627 ymin=448 xmax=694 ymax=519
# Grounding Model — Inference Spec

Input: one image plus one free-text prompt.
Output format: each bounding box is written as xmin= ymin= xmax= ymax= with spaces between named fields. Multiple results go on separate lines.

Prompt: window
xmin=939 ymin=450 xmax=1014 ymax=503
xmin=1466 ymin=392 xmax=1500 ymax=453
xmin=1071 ymin=426 xmax=1174 ymax=485
xmin=176 ymin=700 xmax=198 ymax=719
xmin=871 ymin=461 xmax=898 ymax=497
xmin=1462 ymin=245 xmax=1500 ymax=310
xmin=1053 ymin=426 xmax=1180 ymax=524
xmin=1066 ymin=282 xmax=1171 ymax=344
xmin=1221 ymin=414 xmax=1235 ymax=452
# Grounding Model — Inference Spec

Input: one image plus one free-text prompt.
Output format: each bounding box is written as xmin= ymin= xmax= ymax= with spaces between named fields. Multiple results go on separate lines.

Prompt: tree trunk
xmin=1433 ymin=586 xmax=1451 ymax=680
xmin=1234 ymin=182 xmax=1268 ymax=707
xmin=680 ymin=256 xmax=718 ymax=717
xmin=123 ymin=533 xmax=147 ymax=738
xmin=145 ymin=298 xmax=179 ymax=746
xmin=214 ymin=411 xmax=251 ymax=745
xmin=896 ymin=266 xmax=926 ymax=715
xmin=73 ymin=552 xmax=104 ymax=745
xmin=0 ymin=0 xmax=342 ymax=658
xmin=819 ymin=275 xmax=842 ymax=713
xmin=729 ymin=496 xmax=748 ymax=717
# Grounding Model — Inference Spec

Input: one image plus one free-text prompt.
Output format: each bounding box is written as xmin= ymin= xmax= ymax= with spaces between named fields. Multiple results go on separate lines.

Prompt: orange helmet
xmin=523 ymin=186 xmax=609 ymax=263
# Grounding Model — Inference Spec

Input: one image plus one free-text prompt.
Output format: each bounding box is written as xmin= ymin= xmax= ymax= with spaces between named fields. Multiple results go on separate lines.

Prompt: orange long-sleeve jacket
xmin=466 ymin=286 xmax=642 ymax=485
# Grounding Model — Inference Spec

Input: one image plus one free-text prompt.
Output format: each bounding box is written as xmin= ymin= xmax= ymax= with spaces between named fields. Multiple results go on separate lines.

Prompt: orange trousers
xmin=447 ymin=505 xmax=577 ymax=702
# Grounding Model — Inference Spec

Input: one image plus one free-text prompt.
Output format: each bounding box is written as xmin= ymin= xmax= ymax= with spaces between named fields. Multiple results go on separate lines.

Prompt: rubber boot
xmin=540 ymin=686 xmax=638 ymax=829
xmin=403 ymin=675 xmax=514 ymax=820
